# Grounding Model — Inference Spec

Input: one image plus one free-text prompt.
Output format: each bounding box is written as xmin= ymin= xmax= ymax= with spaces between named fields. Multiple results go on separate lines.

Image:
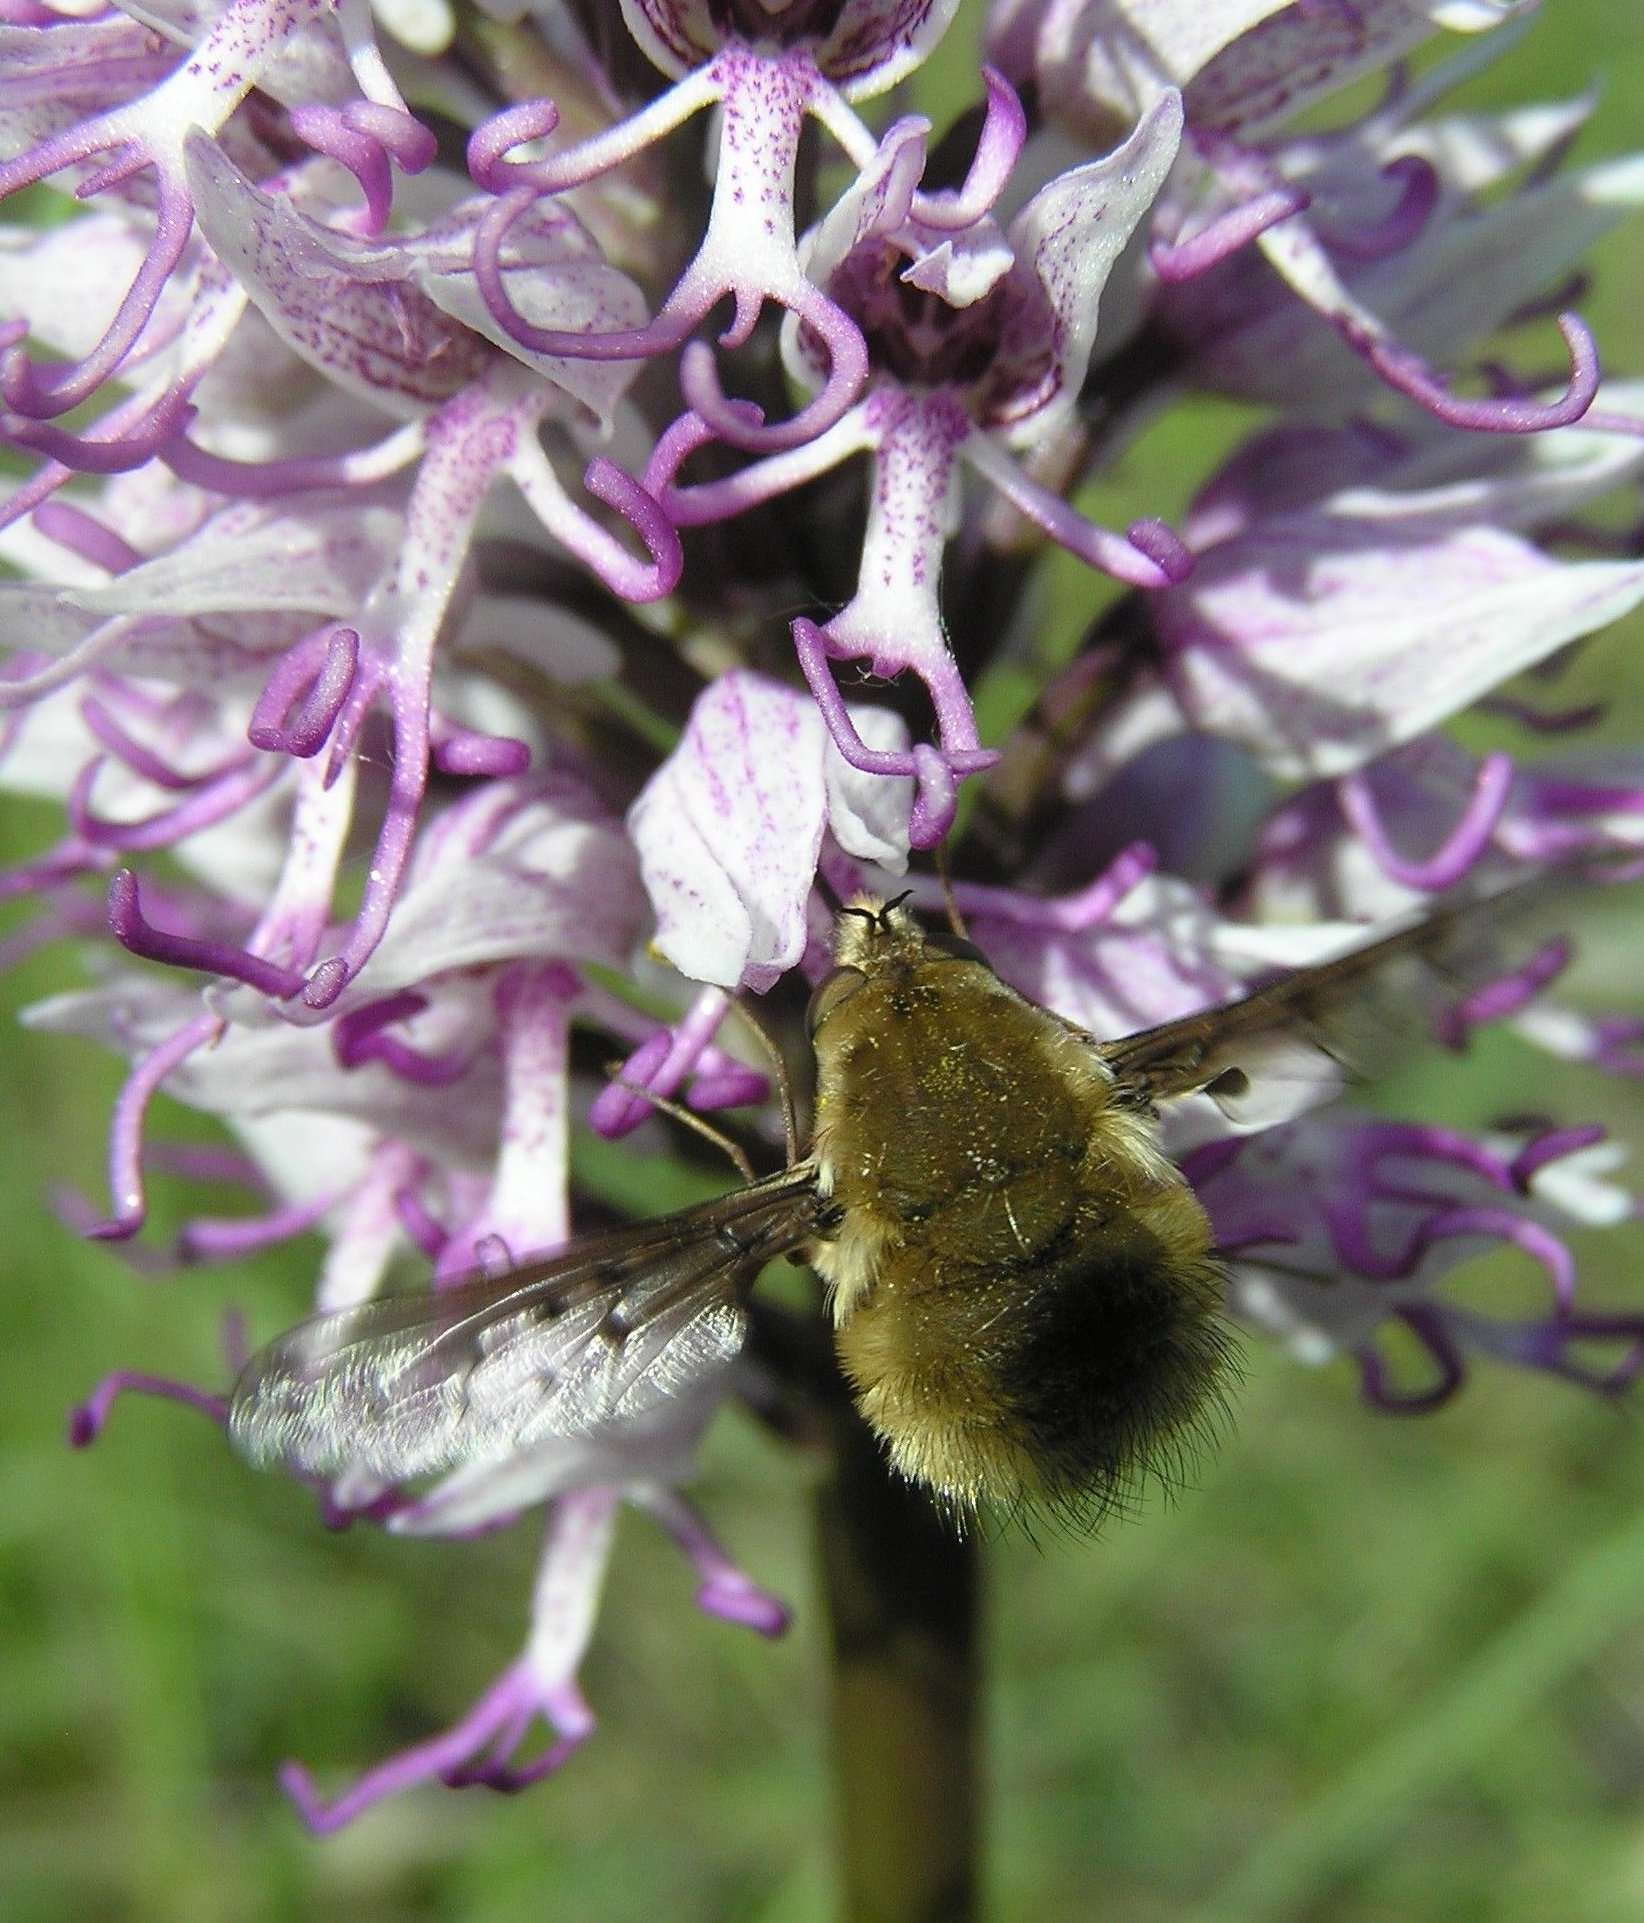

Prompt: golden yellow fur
xmin=808 ymin=901 xmax=1227 ymax=1515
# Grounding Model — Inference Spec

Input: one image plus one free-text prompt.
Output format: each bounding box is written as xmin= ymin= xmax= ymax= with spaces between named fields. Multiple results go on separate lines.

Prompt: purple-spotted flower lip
xmin=455 ymin=0 xmax=1023 ymax=457
xmin=635 ymin=94 xmax=1186 ymax=850
xmin=620 ymin=0 xmax=963 ymax=97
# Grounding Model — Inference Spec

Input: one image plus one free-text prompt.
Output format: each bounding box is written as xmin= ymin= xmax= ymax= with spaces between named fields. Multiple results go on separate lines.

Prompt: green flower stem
xmin=815 ymin=1404 xmax=982 ymax=1923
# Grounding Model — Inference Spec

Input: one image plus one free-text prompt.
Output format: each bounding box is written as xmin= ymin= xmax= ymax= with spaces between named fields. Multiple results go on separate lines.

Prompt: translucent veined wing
xmin=1098 ymin=864 xmax=1619 ymax=1127
xmin=229 ymin=1164 xmax=825 ymax=1483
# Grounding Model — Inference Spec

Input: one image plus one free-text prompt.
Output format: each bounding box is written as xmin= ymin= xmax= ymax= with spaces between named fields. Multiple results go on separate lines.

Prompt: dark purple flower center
xmin=829 ymin=240 xmax=1007 ymax=391
xmin=825 ymin=236 xmax=1058 ymax=425
xmin=706 ymin=0 xmax=850 ymax=47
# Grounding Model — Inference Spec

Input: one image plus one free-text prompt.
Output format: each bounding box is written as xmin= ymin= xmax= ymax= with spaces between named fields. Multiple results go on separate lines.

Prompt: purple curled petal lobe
xmin=108 ymin=871 xmax=306 ymax=999
xmin=249 ymin=628 xmax=360 ymax=758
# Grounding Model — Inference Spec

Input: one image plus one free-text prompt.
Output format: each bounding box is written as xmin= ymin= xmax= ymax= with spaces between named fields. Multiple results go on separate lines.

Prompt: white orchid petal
xmin=825 ymin=703 xmax=913 ymax=871
xmin=1159 ymin=517 xmax=1644 ymax=779
xmin=630 ymin=672 xmax=828 ymax=991
xmin=62 ymin=501 xmax=400 ymax=618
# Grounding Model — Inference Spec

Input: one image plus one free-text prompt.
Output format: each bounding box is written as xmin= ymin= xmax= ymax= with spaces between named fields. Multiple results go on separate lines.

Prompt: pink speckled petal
xmin=186 ymin=134 xmax=487 ymax=414
xmin=629 ymin=672 xmax=830 ymax=991
xmin=1157 ymin=516 xmax=1644 ymax=780
xmin=990 ymin=88 xmax=1182 ymax=446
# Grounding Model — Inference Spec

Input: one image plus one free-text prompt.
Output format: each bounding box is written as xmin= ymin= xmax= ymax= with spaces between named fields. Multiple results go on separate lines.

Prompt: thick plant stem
xmin=815 ymin=1406 xmax=982 ymax=1923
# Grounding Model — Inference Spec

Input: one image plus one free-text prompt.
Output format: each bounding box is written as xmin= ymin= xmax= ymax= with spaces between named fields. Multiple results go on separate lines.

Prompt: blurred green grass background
xmin=5 ymin=5 xmax=1644 ymax=1920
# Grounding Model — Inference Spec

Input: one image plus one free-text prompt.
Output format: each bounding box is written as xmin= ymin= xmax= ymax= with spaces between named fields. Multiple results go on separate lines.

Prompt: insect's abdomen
xmin=836 ymin=1177 xmax=1226 ymax=1516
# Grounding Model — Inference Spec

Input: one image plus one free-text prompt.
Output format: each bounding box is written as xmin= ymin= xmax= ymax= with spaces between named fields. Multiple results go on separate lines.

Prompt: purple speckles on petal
xmin=623 ymin=0 xmax=963 ymax=97
xmin=631 ymin=671 xmax=839 ymax=987
xmin=464 ymin=50 xmax=875 ymax=450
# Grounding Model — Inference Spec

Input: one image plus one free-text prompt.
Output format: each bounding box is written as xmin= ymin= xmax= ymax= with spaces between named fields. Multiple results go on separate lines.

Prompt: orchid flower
xmin=993 ymin=0 xmax=1605 ymax=433
xmin=461 ymin=0 xmax=1027 ymax=452
xmin=645 ymin=92 xmax=1188 ymax=844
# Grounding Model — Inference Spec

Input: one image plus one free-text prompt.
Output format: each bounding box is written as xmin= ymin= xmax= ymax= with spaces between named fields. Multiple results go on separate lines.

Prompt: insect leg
xmin=935 ymin=840 xmax=970 ymax=942
xmin=729 ymin=998 xmax=800 ymax=1166
xmin=605 ymin=1066 xmax=757 ymax=1183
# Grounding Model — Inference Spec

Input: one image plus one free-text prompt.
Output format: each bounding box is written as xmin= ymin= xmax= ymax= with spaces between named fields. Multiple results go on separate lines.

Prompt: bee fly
xmin=230 ymin=874 xmax=1598 ymax=1520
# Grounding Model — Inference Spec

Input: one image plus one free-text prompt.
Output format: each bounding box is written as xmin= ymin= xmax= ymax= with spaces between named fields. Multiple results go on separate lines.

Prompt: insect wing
xmin=229 ymin=1168 xmax=822 ymax=1483
xmin=1099 ymin=867 xmax=1608 ymax=1126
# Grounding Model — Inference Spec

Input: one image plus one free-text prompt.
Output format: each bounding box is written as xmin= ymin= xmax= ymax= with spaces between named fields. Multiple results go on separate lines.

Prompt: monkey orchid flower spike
xmin=5 ymin=0 xmax=1644 ymax=1886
